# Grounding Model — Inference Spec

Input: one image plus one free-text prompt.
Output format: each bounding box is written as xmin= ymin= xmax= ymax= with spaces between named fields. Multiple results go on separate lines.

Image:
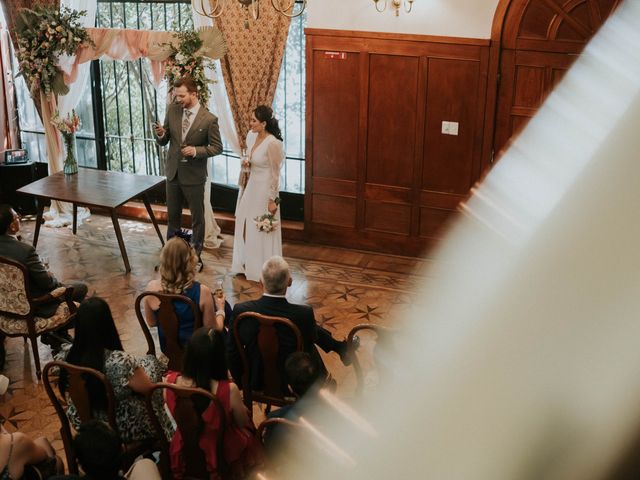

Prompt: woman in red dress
xmin=165 ymin=327 xmax=262 ymax=479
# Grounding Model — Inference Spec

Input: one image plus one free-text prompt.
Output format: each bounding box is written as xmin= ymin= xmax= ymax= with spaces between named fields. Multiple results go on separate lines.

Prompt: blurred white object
xmin=0 ymin=374 xmax=9 ymax=395
xmin=276 ymin=2 xmax=640 ymax=480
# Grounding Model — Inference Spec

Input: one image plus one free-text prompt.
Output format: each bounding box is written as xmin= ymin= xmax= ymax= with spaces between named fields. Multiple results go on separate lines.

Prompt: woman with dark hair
xmin=58 ymin=297 xmax=173 ymax=443
xmin=231 ymin=105 xmax=285 ymax=282
xmin=165 ymin=328 xmax=262 ymax=478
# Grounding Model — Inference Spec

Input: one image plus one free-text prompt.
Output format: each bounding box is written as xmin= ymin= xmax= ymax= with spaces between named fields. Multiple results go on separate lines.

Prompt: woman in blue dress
xmin=143 ymin=237 xmax=223 ymax=351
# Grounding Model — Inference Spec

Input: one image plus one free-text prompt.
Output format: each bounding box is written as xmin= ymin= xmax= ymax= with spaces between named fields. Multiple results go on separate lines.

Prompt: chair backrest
xmin=347 ymin=323 xmax=398 ymax=397
xmin=233 ymin=312 xmax=303 ymax=410
xmin=145 ymin=382 xmax=225 ymax=480
xmin=257 ymin=417 xmax=300 ymax=444
xmin=0 ymin=255 xmax=32 ymax=317
xmin=134 ymin=291 xmax=202 ymax=371
xmin=43 ymin=360 xmax=118 ymax=474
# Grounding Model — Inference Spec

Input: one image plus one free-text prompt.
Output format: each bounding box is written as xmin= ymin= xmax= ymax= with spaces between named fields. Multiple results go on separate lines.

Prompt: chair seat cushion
xmin=0 ymin=302 xmax=76 ymax=336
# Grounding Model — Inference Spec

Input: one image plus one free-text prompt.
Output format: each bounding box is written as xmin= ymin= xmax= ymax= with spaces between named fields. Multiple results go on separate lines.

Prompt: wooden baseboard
xmin=106 ymin=201 xmax=306 ymax=242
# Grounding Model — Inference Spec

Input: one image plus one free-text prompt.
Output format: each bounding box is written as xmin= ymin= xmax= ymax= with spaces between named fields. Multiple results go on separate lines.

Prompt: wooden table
xmin=17 ymin=169 xmax=165 ymax=273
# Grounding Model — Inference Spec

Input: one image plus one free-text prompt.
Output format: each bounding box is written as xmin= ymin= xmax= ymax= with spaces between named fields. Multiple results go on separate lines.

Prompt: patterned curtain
xmin=214 ymin=0 xmax=291 ymax=147
xmin=0 ymin=0 xmax=38 ymax=46
xmin=0 ymin=28 xmax=18 ymax=149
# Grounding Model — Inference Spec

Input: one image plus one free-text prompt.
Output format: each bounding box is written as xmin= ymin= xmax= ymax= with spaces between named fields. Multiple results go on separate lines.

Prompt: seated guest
xmin=57 ymin=297 xmax=173 ymax=443
xmin=0 ymin=424 xmax=63 ymax=479
xmin=226 ymin=256 xmax=352 ymax=390
xmin=0 ymin=204 xmax=88 ymax=362
xmin=50 ymin=420 xmax=160 ymax=480
xmin=165 ymin=328 xmax=262 ymax=479
xmin=263 ymin=352 xmax=322 ymax=452
xmin=143 ymin=237 xmax=227 ymax=353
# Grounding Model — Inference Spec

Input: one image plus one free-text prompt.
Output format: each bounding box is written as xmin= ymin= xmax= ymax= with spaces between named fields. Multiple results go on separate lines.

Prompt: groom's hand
xmin=181 ymin=145 xmax=196 ymax=157
xmin=153 ymin=121 xmax=165 ymax=137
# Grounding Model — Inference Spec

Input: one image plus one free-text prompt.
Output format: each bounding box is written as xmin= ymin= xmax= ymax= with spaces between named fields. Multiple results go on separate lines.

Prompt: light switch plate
xmin=441 ymin=121 xmax=449 ymax=134
xmin=449 ymin=122 xmax=459 ymax=135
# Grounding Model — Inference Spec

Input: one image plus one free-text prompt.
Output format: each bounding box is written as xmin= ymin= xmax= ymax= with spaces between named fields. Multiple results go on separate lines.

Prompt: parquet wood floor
xmin=0 ymin=214 xmax=428 ymax=460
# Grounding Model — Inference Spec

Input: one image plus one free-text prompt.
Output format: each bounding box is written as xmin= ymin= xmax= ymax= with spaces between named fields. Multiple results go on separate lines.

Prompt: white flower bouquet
xmin=254 ymin=213 xmax=279 ymax=233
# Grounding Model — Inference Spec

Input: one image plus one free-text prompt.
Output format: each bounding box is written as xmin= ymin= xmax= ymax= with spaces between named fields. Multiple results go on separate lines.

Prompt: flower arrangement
xmin=254 ymin=213 xmax=279 ymax=233
xmin=51 ymin=110 xmax=80 ymax=135
xmin=14 ymin=5 xmax=94 ymax=97
xmin=51 ymin=110 xmax=80 ymax=174
xmin=162 ymin=27 xmax=226 ymax=106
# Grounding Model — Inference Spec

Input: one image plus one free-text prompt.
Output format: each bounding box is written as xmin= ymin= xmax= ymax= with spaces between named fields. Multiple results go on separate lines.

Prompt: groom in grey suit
xmin=154 ymin=76 xmax=223 ymax=253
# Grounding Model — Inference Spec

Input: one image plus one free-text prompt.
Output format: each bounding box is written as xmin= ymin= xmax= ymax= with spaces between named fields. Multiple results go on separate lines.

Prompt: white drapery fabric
xmin=44 ymin=0 xmax=97 ymax=227
xmin=192 ymin=8 xmax=240 ymax=248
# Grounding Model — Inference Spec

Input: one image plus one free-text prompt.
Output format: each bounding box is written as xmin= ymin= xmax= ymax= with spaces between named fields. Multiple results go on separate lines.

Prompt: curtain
xmin=214 ymin=1 xmax=291 ymax=147
xmin=0 ymin=0 xmax=35 ymax=47
xmin=0 ymin=27 xmax=18 ymax=150
xmin=192 ymin=7 xmax=236 ymax=249
xmin=44 ymin=0 xmax=97 ymax=227
xmin=43 ymin=27 xmax=174 ymax=227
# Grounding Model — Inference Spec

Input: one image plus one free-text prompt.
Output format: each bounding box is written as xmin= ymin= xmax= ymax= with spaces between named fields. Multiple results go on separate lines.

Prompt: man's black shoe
xmin=0 ymin=341 xmax=6 ymax=371
xmin=41 ymin=332 xmax=68 ymax=354
xmin=339 ymin=337 xmax=359 ymax=366
xmin=55 ymin=330 xmax=74 ymax=344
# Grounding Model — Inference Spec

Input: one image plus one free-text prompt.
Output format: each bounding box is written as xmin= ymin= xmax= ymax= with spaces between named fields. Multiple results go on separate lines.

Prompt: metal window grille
xmin=15 ymin=1 xmax=306 ymax=194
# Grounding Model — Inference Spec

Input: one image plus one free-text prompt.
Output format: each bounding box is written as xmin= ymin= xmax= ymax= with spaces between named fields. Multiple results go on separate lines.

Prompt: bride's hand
xmin=268 ymin=200 xmax=277 ymax=215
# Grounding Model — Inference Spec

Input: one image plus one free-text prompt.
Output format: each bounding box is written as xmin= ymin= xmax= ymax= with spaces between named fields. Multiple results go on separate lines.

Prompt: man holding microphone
xmin=154 ymin=76 xmax=222 ymax=261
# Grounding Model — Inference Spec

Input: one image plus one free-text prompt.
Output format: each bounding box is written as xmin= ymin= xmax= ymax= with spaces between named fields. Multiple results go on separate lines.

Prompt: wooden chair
xmin=257 ymin=417 xmax=300 ymax=444
xmin=0 ymin=256 xmax=77 ymax=379
xmin=145 ymin=382 xmax=226 ymax=480
xmin=42 ymin=360 xmax=156 ymax=475
xmin=232 ymin=312 xmax=303 ymax=413
xmin=134 ymin=291 xmax=202 ymax=371
xmin=347 ymin=323 xmax=397 ymax=397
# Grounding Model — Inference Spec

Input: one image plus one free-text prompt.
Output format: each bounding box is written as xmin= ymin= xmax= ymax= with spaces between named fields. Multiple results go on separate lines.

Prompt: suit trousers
xmin=166 ymin=176 xmax=205 ymax=252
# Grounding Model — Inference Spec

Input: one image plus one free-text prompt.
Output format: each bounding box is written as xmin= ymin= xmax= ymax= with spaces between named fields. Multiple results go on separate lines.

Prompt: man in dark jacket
xmin=0 ymin=204 xmax=88 ymax=364
xmin=226 ymin=255 xmax=352 ymax=390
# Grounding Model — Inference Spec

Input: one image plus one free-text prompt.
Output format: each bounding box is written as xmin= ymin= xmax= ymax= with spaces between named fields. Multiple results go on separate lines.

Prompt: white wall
xmin=306 ymin=0 xmax=501 ymax=39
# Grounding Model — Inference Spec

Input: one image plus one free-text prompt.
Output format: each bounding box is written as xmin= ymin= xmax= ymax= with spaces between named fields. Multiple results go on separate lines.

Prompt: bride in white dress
xmin=231 ymin=106 xmax=285 ymax=281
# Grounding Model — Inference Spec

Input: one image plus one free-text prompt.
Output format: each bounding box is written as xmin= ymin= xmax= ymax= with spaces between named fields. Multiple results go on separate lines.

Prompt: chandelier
xmin=373 ymin=0 xmax=414 ymax=16
xmin=193 ymin=0 xmax=307 ymax=21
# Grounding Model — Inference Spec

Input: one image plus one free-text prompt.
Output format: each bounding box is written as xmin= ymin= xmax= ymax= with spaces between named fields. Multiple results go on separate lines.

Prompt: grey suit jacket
xmin=156 ymin=103 xmax=223 ymax=185
xmin=0 ymin=234 xmax=61 ymax=298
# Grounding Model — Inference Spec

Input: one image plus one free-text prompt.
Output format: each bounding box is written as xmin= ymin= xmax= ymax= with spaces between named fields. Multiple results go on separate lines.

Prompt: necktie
xmin=182 ymin=110 xmax=192 ymax=140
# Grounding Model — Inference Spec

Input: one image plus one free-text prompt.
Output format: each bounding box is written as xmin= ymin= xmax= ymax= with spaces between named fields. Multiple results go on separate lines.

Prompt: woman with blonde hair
xmin=143 ymin=237 xmax=222 ymax=352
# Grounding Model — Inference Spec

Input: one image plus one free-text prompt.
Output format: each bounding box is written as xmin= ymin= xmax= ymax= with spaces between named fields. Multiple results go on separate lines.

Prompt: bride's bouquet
xmin=254 ymin=213 xmax=279 ymax=233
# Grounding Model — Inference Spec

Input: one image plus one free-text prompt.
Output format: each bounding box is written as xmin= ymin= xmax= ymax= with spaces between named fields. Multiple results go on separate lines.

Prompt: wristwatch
xmin=215 ymin=310 xmax=225 ymax=317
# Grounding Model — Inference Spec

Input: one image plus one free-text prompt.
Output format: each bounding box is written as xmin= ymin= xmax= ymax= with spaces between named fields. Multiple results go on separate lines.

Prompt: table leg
xmin=143 ymin=194 xmax=165 ymax=246
xmin=110 ymin=209 xmax=131 ymax=273
xmin=33 ymin=200 xmax=44 ymax=248
xmin=72 ymin=203 xmax=77 ymax=235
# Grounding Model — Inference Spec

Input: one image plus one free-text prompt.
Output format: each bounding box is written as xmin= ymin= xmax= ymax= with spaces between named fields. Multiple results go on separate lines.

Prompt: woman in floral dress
xmin=58 ymin=297 xmax=173 ymax=443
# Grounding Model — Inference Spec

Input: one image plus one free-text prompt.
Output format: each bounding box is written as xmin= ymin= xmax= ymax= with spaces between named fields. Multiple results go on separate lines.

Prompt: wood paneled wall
xmin=305 ymin=30 xmax=490 ymax=256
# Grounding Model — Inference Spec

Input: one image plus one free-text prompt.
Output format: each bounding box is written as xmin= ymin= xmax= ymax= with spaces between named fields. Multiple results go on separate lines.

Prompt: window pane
xmin=97 ymin=2 xmax=192 ymax=174
xmin=273 ymin=8 xmax=306 ymax=193
xmin=15 ymin=63 xmax=97 ymax=167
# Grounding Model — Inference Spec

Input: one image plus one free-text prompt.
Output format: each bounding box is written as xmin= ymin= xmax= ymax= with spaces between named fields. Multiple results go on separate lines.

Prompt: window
xmin=14 ymin=1 xmax=306 ymax=195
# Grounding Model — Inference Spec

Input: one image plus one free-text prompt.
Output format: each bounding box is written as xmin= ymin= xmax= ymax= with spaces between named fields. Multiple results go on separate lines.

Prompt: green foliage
xmin=14 ymin=5 xmax=94 ymax=97
xmin=163 ymin=29 xmax=218 ymax=106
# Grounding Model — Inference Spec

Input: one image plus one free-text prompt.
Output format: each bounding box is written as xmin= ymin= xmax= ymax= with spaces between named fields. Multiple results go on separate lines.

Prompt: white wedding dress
xmin=231 ymin=131 xmax=285 ymax=281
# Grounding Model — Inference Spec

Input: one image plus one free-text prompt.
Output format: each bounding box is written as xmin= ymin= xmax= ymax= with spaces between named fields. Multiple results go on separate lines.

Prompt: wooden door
xmin=493 ymin=0 xmax=620 ymax=156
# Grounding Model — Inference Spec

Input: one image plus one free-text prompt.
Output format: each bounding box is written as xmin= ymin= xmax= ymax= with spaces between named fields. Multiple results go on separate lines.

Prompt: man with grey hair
xmin=226 ymin=255 xmax=351 ymax=390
